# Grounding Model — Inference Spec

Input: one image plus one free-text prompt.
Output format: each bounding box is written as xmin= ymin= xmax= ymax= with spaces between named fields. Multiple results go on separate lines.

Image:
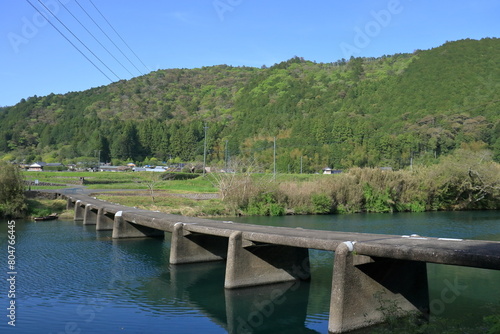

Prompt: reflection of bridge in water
xmin=169 ymin=262 xmax=318 ymax=333
xmin=102 ymin=237 xmax=323 ymax=333
xmin=58 ymin=192 xmax=500 ymax=333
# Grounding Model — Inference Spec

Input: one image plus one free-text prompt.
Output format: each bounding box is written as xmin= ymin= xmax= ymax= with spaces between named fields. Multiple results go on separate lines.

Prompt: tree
xmin=208 ymin=158 xmax=264 ymax=206
xmin=493 ymin=138 xmax=500 ymax=163
xmin=0 ymin=162 xmax=26 ymax=218
xmin=143 ymin=172 xmax=162 ymax=204
xmin=111 ymin=122 xmax=143 ymax=161
xmin=425 ymin=149 xmax=500 ymax=210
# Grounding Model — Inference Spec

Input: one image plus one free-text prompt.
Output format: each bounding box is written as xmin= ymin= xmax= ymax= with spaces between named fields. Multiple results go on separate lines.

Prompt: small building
xmin=26 ymin=162 xmax=65 ymax=171
xmin=44 ymin=163 xmax=65 ymax=171
xmin=99 ymin=166 xmax=130 ymax=172
xmin=27 ymin=163 xmax=44 ymax=172
xmin=133 ymin=166 xmax=168 ymax=172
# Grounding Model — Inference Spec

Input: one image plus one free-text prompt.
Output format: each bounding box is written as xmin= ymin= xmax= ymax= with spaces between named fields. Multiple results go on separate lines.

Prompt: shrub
xmin=219 ymin=150 xmax=500 ymax=215
xmin=0 ymin=162 xmax=27 ymax=218
xmin=161 ymin=172 xmax=200 ymax=181
xmin=485 ymin=314 xmax=500 ymax=334
xmin=26 ymin=199 xmax=66 ymax=217
xmin=245 ymin=192 xmax=285 ymax=216
xmin=363 ymin=184 xmax=394 ymax=213
xmin=311 ymin=193 xmax=332 ymax=214
xmin=423 ymin=149 xmax=500 ymax=210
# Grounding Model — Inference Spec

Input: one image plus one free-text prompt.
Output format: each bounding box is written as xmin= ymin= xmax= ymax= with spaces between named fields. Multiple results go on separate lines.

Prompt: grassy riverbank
xmin=26 ymin=198 xmax=73 ymax=219
xmin=95 ymin=191 xmax=226 ymax=217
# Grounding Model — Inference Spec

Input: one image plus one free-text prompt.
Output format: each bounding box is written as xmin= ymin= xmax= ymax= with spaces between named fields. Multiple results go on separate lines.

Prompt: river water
xmin=1 ymin=211 xmax=499 ymax=333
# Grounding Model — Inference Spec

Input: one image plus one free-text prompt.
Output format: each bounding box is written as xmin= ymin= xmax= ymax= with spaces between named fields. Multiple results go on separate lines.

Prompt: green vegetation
xmin=19 ymin=146 xmax=500 ymax=217
xmin=23 ymin=171 xmax=216 ymax=192
xmin=26 ymin=199 xmax=69 ymax=218
xmin=484 ymin=313 xmax=500 ymax=334
xmin=215 ymin=148 xmax=500 ymax=216
xmin=0 ymin=38 xmax=499 ymax=173
xmin=245 ymin=192 xmax=286 ymax=216
xmin=0 ymin=162 xmax=26 ymax=217
xmin=96 ymin=191 xmax=226 ymax=217
xmin=3 ymin=149 xmax=497 ymax=217
xmin=370 ymin=291 xmax=500 ymax=334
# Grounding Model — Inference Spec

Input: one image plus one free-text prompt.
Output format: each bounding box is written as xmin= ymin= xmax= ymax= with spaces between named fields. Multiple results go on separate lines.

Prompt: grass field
xmin=23 ymin=171 xmax=218 ymax=192
xmin=23 ymin=171 xmax=226 ymax=216
xmin=23 ymin=170 xmax=329 ymax=217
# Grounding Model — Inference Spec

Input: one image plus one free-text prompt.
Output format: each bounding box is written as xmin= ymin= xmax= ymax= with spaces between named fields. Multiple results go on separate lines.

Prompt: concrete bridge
xmin=61 ymin=192 xmax=500 ymax=333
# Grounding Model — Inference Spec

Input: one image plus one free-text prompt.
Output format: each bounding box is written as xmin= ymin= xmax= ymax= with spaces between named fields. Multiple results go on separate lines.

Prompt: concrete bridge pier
xmin=66 ymin=197 xmax=73 ymax=210
xmin=329 ymin=242 xmax=429 ymax=333
xmin=170 ymin=222 xmax=228 ymax=264
xmin=74 ymin=200 xmax=84 ymax=221
xmin=224 ymin=231 xmax=310 ymax=289
xmin=112 ymin=211 xmax=164 ymax=239
xmin=96 ymin=208 xmax=115 ymax=231
xmin=83 ymin=204 xmax=97 ymax=225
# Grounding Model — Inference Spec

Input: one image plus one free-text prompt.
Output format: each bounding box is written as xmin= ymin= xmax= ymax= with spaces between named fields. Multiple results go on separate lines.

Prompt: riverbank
xmin=25 ymin=198 xmax=73 ymax=220
xmin=20 ymin=152 xmax=500 ymax=218
xmin=95 ymin=190 xmax=227 ymax=217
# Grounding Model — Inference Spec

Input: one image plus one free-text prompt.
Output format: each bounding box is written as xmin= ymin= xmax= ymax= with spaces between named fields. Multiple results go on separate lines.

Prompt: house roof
xmin=29 ymin=162 xmax=64 ymax=167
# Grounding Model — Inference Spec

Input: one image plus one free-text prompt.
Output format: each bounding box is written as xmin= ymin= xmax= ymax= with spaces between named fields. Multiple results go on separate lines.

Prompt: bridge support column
xmin=170 ymin=223 xmax=228 ymax=264
xmin=112 ymin=211 xmax=164 ymax=239
xmin=74 ymin=200 xmax=84 ymax=221
xmin=66 ymin=197 xmax=73 ymax=210
xmin=96 ymin=208 xmax=114 ymax=231
xmin=83 ymin=204 xmax=97 ymax=225
xmin=329 ymin=242 xmax=429 ymax=333
xmin=225 ymin=231 xmax=310 ymax=289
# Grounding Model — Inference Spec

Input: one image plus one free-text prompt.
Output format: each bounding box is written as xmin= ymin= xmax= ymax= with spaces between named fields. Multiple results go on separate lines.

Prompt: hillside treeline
xmin=1 ymin=38 xmax=499 ymax=171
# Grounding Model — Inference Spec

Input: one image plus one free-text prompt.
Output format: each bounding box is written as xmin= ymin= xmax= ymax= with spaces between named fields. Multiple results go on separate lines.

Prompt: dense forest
xmin=1 ymin=38 xmax=499 ymax=172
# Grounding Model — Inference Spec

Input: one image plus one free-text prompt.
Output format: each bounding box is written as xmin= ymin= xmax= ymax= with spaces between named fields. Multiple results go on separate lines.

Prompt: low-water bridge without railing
xmin=55 ymin=192 xmax=500 ymax=333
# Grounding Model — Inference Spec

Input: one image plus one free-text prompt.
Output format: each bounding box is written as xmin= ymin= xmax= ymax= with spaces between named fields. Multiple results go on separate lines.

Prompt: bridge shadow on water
xmin=105 ymin=236 xmax=323 ymax=333
xmin=171 ymin=263 xmax=318 ymax=334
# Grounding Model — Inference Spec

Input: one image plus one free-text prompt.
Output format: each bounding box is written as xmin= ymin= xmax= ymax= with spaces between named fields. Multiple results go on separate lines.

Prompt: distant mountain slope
xmin=1 ymin=38 xmax=498 ymax=170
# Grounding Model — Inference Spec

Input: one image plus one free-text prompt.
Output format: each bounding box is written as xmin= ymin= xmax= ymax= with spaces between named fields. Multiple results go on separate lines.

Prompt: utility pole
xmin=225 ymin=140 xmax=228 ymax=170
xmin=300 ymin=156 xmax=303 ymax=174
xmin=94 ymin=150 xmax=101 ymax=169
xmin=203 ymin=123 xmax=208 ymax=176
xmin=273 ymin=136 xmax=276 ymax=181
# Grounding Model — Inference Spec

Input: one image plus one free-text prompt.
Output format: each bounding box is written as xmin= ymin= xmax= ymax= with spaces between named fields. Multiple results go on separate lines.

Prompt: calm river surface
xmin=1 ymin=211 xmax=499 ymax=333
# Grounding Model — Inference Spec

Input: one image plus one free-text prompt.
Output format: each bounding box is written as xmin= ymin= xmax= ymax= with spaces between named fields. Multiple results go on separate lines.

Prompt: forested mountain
xmin=1 ymin=38 xmax=499 ymax=172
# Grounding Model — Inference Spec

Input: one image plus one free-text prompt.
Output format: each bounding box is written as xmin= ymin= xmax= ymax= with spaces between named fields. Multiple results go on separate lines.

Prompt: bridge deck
xmin=70 ymin=194 xmax=500 ymax=270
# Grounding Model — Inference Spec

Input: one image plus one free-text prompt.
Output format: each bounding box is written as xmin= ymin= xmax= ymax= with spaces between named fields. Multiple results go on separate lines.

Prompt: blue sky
xmin=1 ymin=0 xmax=499 ymax=107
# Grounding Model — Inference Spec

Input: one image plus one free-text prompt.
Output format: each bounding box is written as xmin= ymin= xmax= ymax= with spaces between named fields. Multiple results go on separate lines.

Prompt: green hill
xmin=1 ymin=38 xmax=499 ymax=171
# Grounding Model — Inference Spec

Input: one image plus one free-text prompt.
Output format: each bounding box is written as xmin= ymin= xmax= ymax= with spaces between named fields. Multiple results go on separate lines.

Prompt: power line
xmin=56 ymin=0 xmax=135 ymax=78
xmin=74 ymin=0 xmax=144 ymax=76
xmin=88 ymin=0 xmax=150 ymax=74
xmin=34 ymin=0 xmax=121 ymax=80
xmin=25 ymin=0 xmax=114 ymax=82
